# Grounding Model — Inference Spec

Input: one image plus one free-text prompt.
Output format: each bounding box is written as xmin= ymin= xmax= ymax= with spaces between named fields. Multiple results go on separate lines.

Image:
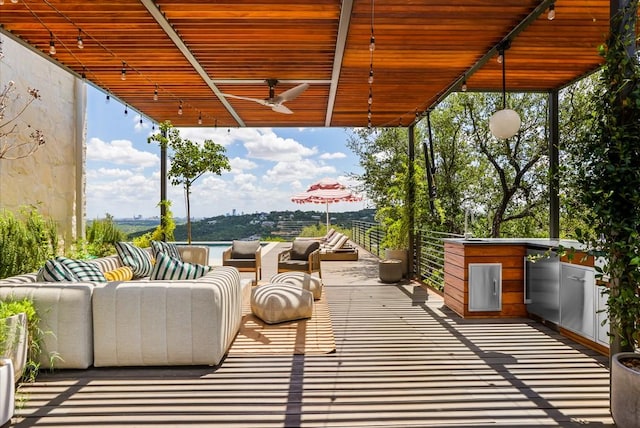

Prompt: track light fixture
xmin=548 ymin=3 xmax=556 ymax=21
xmin=77 ymin=29 xmax=84 ymax=49
xmin=48 ymin=32 xmax=56 ymax=55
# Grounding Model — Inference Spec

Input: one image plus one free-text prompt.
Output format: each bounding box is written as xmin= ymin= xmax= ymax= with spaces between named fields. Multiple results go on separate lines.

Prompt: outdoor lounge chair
xmin=222 ymin=240 xmax=262 ymax=284
xmin=320 ymin=233 xmax=359 ymax=261
xmin=295 ymin=228 xmax=336 ymax=243
xmin=277 ymin=240 xmax=322 ymax=278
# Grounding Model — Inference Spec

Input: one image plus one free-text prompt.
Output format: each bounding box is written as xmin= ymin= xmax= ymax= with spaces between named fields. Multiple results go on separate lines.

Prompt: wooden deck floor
xmin=9 ymin=244 xmax=614 ymax=427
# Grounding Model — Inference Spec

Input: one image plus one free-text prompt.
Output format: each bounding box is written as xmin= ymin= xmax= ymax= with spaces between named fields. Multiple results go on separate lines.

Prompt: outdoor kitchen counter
xmin=442 ymin=238 xmax=587 ymax=319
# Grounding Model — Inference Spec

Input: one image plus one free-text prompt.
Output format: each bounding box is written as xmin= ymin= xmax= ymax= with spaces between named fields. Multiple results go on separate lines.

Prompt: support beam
xmin=548 ymin=91 xmax=560 ymax=239
xmin=160 ymin=128 xmax=167 ymax=241
xmin=408 ymin=125 xmax=416 ymax=278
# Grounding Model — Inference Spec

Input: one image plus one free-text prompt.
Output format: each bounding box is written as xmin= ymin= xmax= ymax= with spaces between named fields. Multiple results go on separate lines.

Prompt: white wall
xmin=0 ymin=34 xmax=86 ymax=246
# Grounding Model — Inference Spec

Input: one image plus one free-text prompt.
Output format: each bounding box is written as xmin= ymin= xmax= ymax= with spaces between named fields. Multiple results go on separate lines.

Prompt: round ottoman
xmin=379 ymin=259 xmax=403 ymax=283
xmin=270 ymin=272 xmax=323 ymax=299
xmin=251 ymin=283 xmax=314 ymax=324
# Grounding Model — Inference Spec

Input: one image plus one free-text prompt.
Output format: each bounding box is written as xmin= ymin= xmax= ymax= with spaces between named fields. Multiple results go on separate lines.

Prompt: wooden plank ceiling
xmin=0 ymin=0 xmax=622 ymax=128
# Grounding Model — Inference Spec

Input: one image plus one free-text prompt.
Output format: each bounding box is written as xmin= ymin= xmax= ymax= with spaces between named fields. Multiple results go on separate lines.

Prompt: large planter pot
xmin=0 ymin=313 xmax=28 ymax=382
xmin=611 ymin=352 xmax=640 ymax=428
xmin=385 ymin=249 xmax=408 ymax=277
xmin=0 ymin=359 xmax=15 ymax=426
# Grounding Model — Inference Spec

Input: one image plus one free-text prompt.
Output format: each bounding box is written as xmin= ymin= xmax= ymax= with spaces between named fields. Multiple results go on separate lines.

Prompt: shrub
xmin=85 ymin=214 xmax=127 ymax=257
xmin=0 ymin=206 xmax=57 ymax=278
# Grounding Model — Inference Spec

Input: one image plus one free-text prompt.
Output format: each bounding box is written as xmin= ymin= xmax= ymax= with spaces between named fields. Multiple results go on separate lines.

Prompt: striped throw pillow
xmin=56 ymin=257 xmax=107 ymax=283
xmin=103 ymin=266 xmax=134 ymax=282
xmin=115 ymin=242 xmax=153 ymax=278
xmin=150 ymin=252 xmax=210 ymax=280
xmin=151 ymin=240 xmax=181 ymax=260
xmin=36 ymin=259 xmax=79 ymax=282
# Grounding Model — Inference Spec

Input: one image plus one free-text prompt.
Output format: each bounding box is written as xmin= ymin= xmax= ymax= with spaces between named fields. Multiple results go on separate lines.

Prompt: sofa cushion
xmin=150 ymin=252 xmax=210 ymax=280
xmin=115 ymin=242 xmax=153 ymax=278
xmin=230 ymin=240 xmax=260 ymax=259
xmin=36 ymin=259 xmax=79 ymax=282
xmin=56 ymin=257 xmax=106 ymax=283
xmin=290 ymin=240 xmax=320 ymax=260
xmin=151 ymin=240 xmax=181 ymax=260
xmin=103 ymin=266 xmax=134 ymax=282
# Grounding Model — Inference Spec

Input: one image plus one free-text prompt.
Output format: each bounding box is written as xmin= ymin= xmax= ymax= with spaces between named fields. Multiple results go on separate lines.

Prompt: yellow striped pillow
xmin=103 ymin=266 xmax=134 ymax=282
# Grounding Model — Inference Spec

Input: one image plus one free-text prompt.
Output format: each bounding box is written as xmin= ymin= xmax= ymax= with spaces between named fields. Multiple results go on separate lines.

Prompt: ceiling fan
xmin=221 ymin=79 xmax=309 ymax=114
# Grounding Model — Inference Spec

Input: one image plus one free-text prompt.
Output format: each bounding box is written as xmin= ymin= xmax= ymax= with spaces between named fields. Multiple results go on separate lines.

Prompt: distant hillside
xmin=124 ymin=209 xmax=376 ymax=241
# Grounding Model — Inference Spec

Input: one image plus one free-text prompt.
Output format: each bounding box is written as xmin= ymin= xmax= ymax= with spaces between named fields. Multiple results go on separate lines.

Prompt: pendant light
xmin=489 ymin=40 xmax=521 ymax=139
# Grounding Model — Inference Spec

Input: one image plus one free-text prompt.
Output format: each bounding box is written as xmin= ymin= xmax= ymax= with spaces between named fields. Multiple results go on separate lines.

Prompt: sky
xmin=85 ymin=85 xmax=368 ymax=220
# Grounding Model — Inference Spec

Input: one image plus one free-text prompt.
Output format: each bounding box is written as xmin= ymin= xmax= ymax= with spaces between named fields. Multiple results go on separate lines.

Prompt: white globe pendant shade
xmin=489 ymin=108 xmax=521 ymax=139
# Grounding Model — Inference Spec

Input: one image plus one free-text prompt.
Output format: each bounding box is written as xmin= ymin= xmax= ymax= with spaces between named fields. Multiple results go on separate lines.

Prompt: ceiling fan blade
xmin=271 ymin=104 xmax=294 ymax=114
xmin=275 ymin=83 xmax=309 ymax=103
xmin=221 ymin=93 xmax=269 ymax=106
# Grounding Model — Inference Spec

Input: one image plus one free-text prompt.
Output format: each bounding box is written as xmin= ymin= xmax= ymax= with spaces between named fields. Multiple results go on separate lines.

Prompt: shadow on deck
xmin=11 ymin=243 xmax=613 ymax=427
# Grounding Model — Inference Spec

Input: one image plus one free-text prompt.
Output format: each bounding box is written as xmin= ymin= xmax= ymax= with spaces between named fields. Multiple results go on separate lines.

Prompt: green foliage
xmin=298 ymin=223 xmax=351 ymax=239
xmin=0 ymin=297 xmax=44 ymax=382
xmin=149 ymin=121 xmax=230 ymax=244
xmin=566 ymin=0 xmax=640 ymax=352
xmin=133 ymin=200 xmax=176 ymax=247
xmin=0 ymin=206 xmax=58 ymax=278
xmin=85 ymin=213 xmax=127 ymax=257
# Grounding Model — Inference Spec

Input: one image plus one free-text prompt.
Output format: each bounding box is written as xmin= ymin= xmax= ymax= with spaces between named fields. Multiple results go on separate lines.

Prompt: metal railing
xmin=351 ymin=220 xmax=386 ymax=258
xmin=351 ymin=220 xmax=462 ymax=291
xmin=415 ymin=229 xmax=464 ymax=291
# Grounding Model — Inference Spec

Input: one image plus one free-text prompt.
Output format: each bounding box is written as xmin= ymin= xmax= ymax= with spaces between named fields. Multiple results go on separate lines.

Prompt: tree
xmin=149 ymin=121 xmax=230 ymax=244
xmin=461 ymin=92 xmax=549 ymax=237
xmin=566 ymin=0 xmax=640 ymax=356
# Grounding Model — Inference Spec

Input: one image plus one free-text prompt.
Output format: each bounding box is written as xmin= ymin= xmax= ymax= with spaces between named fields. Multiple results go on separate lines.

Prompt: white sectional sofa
xmin=0 ymin=245 xmax=247 ymax=369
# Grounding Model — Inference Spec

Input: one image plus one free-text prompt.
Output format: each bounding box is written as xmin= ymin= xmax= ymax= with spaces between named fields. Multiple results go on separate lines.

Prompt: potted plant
xmin=0 ymin=358 xmax=14 ymax=426
xmin=567 ymin=2 xmax=640 ymax=427
xmin=0 ymin=298 xmax=41 ymax=383
xmin=381 ymin=215 xmax=410 ymax=277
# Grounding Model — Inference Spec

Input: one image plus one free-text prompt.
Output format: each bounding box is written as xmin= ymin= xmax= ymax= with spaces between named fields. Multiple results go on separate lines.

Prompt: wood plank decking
xmin=9 ymin=243 xmax=614 ymax=427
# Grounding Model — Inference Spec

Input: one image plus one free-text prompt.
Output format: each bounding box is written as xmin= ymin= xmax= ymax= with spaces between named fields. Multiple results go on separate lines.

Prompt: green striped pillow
xmin=115 ymin=242 xmax=153 ymax=278
xmin=151 ymin=240 xmax=181 ymax=260
xmin=37 ymin=259 xmax=79 ymax=282
xmin=150 ymin=252 xmax=210 ymax=280
xmin=56 ymin=257 xmax=107 ymax=283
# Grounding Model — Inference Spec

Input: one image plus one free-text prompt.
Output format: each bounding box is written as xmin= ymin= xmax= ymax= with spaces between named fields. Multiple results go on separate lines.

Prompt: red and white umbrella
xmin=291 ymin=179 xmax=362 ymax=230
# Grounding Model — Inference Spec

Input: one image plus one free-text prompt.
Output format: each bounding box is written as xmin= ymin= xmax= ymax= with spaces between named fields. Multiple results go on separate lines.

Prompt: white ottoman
xmin=269 ymin=272 xmax=323 ymax=299
xmin=251 ymin=283 xmax=314 ymax=324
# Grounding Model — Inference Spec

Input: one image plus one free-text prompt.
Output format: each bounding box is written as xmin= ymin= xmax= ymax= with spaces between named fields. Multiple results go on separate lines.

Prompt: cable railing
xmin=415 ymin=229 xmax=464 ymax=291
xmin=351 ymin=220 xmax=386 ymax=258
xmin=351 ymin=220 xmax=462 ymax=291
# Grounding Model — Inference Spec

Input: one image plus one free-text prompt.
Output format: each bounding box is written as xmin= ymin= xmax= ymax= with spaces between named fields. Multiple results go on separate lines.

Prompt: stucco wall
xmin=0 ymin=34 xmax=86 ymax=245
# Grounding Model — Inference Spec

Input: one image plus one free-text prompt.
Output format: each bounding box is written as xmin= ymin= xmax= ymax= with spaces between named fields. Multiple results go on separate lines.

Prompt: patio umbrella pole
xmin=326 ymin=201 xmax=330 ymax=231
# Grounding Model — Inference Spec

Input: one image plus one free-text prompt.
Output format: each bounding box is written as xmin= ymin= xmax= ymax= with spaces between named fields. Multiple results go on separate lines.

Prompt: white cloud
xmin=133 ymin=114 xmax=151 ymax=132
xmin=87 ymin=137 xmax=159 ymax=168
xmin=229 ymin=157 xmax=258 ymax=173
xmin=263 ymin=159 xmax=336 ymax=185
xmin=320 ymin=152 xmax=347 ymax=160
xmin=243 ymin=129 xmax=317 ymax=162
xmin=87 ymin=168 xmax=135 ymax=179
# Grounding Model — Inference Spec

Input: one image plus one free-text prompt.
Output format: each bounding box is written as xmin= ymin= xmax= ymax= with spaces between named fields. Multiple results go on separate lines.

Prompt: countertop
xmin=443 ymin=237 xmax=586 ymax=251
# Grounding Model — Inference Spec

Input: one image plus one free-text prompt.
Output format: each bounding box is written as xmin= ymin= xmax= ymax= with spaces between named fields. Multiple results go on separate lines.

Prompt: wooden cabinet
xmin=444 ymin=241 xmax=527 ymax=318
